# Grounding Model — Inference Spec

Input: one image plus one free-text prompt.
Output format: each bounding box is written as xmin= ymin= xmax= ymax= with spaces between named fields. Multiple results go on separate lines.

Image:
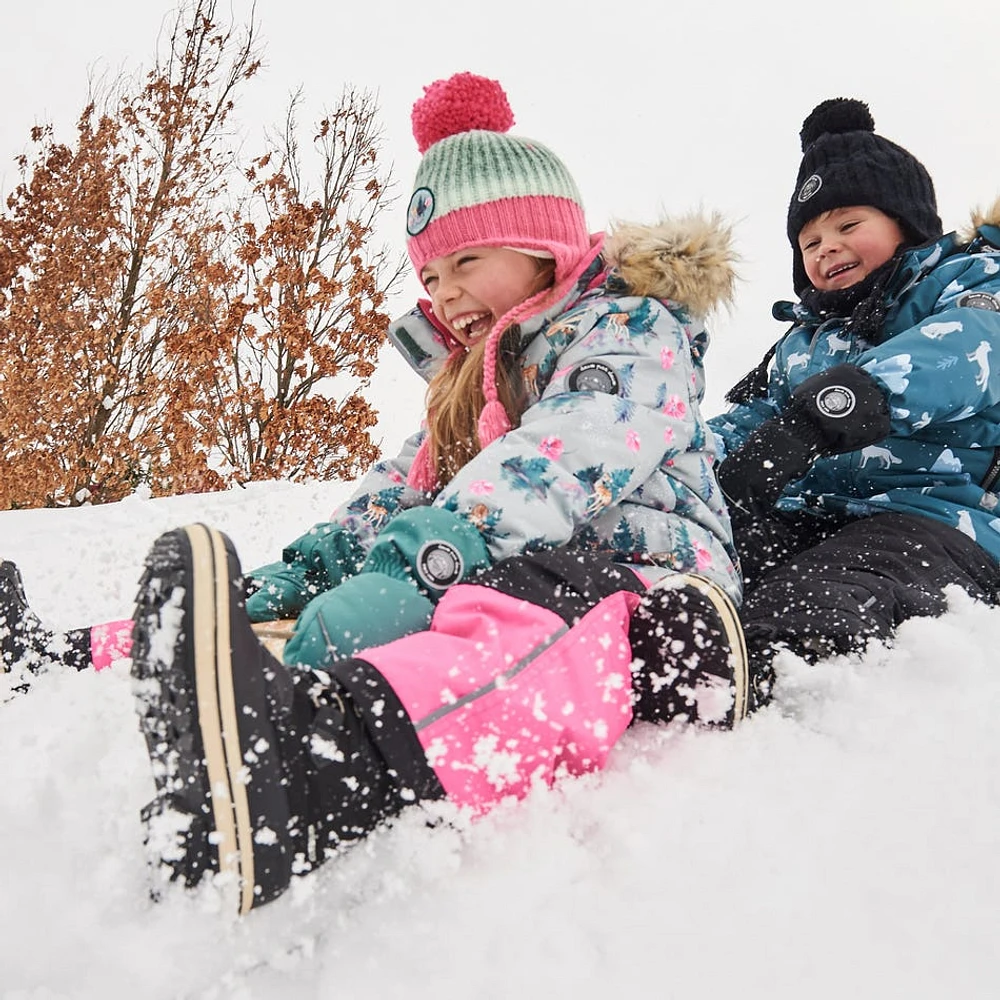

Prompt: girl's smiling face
xmin=420 ymin=247 xmax=552 ymax=347
xmin=798 ymin=205 xmax=906 ymax=291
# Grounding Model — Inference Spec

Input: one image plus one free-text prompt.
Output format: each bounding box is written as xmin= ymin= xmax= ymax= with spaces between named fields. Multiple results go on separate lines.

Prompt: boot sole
xmin=132 ymin=524 xmax=264 ymax=916
xmin=189 ymin=524 xmax=259 ymax=914
xmin=1 ymin=560 xmax=50 ymax=674
xmin=648 ymin=573 xmax=750 ymax=724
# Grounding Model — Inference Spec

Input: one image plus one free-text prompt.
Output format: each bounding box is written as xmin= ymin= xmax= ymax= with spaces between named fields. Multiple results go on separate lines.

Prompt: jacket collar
xmin=387 ymin=255 xmax=605 ymax=383
xmin=388 ymin=211 xmax=738 ymax=382
xmin=772 ymin=232 xmax=961 ymax=327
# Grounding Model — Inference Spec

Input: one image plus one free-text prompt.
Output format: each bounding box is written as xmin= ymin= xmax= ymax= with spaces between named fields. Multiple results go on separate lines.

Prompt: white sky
xmin=3 ymin=0 xmax=998 ymax=421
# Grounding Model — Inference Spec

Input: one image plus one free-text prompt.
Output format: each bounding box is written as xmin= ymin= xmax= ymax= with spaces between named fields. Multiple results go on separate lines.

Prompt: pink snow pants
xmin=360 ymin=579 xmax=644 ymax=813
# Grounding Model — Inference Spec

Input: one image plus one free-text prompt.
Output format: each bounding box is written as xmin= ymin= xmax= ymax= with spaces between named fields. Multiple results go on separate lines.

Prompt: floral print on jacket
xmin=333 ymin=216 xmax=742 ymax=601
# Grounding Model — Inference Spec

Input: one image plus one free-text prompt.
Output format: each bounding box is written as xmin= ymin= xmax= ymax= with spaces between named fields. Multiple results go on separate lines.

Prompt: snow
xmin=3 ymin=0 xmax=1000 ymax=996
xmin=3 ymin=553 xmax=999 ymax=997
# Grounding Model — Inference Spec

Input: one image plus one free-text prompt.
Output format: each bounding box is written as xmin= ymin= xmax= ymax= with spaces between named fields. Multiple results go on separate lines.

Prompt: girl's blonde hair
xmin=424 ymin=257 xmax=556 ymax=482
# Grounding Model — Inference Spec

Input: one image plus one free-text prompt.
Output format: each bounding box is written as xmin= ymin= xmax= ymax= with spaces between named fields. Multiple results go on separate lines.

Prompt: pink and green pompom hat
xmin=404 ymin=72 xmax=602 ymax=490
xmin=406 ymin=72 xmax=593 ymax=284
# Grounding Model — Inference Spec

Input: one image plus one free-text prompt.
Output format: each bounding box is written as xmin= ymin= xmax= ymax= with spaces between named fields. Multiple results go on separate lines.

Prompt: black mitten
xmin=785 ymin=364 xmax=890 ymax=454
xmin=717 ymin=421 xmax=816 ymax=515
xmin=718 ymin=364 xmax=889 ymax=515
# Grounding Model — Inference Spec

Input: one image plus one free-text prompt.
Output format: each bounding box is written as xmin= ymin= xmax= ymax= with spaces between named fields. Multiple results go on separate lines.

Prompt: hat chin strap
xmin=477 ymin=234 xmax=605 ymax=450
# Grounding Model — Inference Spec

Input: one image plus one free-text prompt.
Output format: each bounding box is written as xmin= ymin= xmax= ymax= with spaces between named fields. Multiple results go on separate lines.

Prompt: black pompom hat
xmin=786 ymin=98 xmax=943 ymax=293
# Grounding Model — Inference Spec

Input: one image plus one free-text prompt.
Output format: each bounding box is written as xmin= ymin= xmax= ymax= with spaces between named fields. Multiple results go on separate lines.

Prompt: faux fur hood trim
xmin=959 ymin=196 xmax=1000 ymax=243
xmin=603 ymin=212 xmax=737 ymax=318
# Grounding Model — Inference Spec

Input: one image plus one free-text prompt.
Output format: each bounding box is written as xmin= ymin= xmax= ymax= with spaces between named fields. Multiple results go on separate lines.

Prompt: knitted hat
xmin=406 ymin=72 xmax=593 ymax=284
xmin=405 ymin=72 xmax=602 ymax=491
xmin=786 ymin=98 xmax=942 ymax=293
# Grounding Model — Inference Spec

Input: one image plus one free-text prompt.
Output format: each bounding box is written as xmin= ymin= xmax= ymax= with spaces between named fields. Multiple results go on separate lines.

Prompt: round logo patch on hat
xmin=815 ymin=384 xmax=856 ymax=419
xmin=797 ymin=174 xmax=823 ymax=203
xmin=416 ymin=540 xmax=464 ymax=589
xmin=568 ymin=361 xmax=620 ymax=394
xmin=407 ymin=187 xmax=435 ymax=236
xmin=957 ymin=291 xmax=1000 ymax=312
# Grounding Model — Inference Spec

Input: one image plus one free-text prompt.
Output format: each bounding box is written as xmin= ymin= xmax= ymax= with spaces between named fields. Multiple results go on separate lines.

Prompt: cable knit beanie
xmin=404 ymin=73 xmax=602 ymax=491
xmin=786 ymin=98 xmax=942 ymax=293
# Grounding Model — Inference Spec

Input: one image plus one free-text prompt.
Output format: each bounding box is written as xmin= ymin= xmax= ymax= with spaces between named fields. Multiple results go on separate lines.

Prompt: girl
xmin=10 ymin=73 xmax=749 ymax=916
xmin=711 ymin=98 xmax=1000 ymax=700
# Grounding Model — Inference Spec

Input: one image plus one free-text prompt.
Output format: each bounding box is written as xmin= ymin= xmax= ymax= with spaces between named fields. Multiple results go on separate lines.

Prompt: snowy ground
xmin=2 ymin=478 xmax=999 ymax=1000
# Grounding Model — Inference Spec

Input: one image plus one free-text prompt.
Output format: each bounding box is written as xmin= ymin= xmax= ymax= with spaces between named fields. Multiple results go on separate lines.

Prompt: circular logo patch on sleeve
xmin=796 ymin=174 xmax=823 ymax=203
xmin=407 ymin=187 xmax=435 ymax=236
xmin=815 ymin=384 xmax=856 ymax=419
xmin=957 ymin=291 xmax=1000 ymax=312
xmin=567 ymin=361 xmax=620 ymax=394
xmin=416 ymin=540 xmax=464 ymax=589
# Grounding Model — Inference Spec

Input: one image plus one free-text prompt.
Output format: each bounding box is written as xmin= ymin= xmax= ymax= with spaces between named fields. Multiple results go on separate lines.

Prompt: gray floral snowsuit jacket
xmin=334 ymin=216 xmax=742 ymax=602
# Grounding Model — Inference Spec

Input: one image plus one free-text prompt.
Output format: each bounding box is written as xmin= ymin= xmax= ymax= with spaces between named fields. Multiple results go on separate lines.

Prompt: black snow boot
xmin=629 ymin=573 xmax=756 ymax=727
xmin=1 ymin=560 xmax=90 ymax=675
xmin=131 ymin=524 xmax=317 ymax=914
xmin=130 ymin=523 xmax=438 ymax=916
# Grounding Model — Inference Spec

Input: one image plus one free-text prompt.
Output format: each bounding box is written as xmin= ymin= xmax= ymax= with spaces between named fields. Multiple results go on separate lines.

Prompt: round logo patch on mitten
xmin=416 ymin=541 xmax=464 ymax=589
xmin=815 ymin=384 xmax=856 ymax=419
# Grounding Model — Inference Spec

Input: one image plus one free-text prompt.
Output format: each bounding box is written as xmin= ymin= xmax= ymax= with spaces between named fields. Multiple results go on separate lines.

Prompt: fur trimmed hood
xmin=387 ymin=212 xmax=739 ymax=382
xmin=959 ymin=196 xmax=1000 ymax=243
xmin=603 ymin=212 xmax=737 ymax=318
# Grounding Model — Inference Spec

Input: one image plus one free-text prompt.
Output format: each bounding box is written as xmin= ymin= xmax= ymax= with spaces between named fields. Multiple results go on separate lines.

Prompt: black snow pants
xmin=733 ymin=509 xmax=1000 ymax=668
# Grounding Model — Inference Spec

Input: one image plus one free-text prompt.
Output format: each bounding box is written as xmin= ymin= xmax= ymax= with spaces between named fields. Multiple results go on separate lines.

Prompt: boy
xmin=711 ymin=97 xmax=1000 ymax=704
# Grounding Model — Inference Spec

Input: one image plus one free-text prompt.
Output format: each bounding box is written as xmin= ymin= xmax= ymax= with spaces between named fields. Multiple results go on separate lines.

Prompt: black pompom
xmin=799 ymin=98 xmax=875 ymax=151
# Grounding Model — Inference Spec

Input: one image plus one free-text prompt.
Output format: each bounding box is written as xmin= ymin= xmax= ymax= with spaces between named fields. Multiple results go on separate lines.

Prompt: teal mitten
xmin=245 ymin=523 xmax=365 ymax=622
xmin=361 ymin=506 xmax=491 ymax=601
xmin=282 ymin=573 xmax=434 ymax=670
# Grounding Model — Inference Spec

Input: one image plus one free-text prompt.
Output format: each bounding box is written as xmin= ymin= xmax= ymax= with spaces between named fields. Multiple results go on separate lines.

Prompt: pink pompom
xmin=412 ymin=72 xmax=514 ymax=154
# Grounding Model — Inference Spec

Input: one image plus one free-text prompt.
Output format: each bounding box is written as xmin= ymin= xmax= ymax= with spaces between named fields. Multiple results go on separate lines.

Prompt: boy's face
xmin=421 ymin=247 xmax=549 ymax=347
xmin=798 ymin=206 xmax=906 ymax=291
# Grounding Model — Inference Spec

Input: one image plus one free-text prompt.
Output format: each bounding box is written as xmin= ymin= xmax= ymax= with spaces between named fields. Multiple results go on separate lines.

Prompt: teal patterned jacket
xmin=331 ymin=216 xmax=742 ymax=601
xmin=710 ymin=202 xmax=1000 ymax=563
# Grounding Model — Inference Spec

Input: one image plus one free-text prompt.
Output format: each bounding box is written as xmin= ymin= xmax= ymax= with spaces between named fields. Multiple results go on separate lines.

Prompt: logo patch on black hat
xmin=407 ymin=187 xmax=435 ymax=236
xmin=797 ymin=174 xmax=823 ymax=203
xmin=815 ymin=384 xmax=856 ymax=419
xmin=957 ymin=291 xmax=1000 ymax=312
xmin=568 ymin=361 xmax=620 ymax=394
xmin=416 ymin=540 xmax=464 ymax=589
